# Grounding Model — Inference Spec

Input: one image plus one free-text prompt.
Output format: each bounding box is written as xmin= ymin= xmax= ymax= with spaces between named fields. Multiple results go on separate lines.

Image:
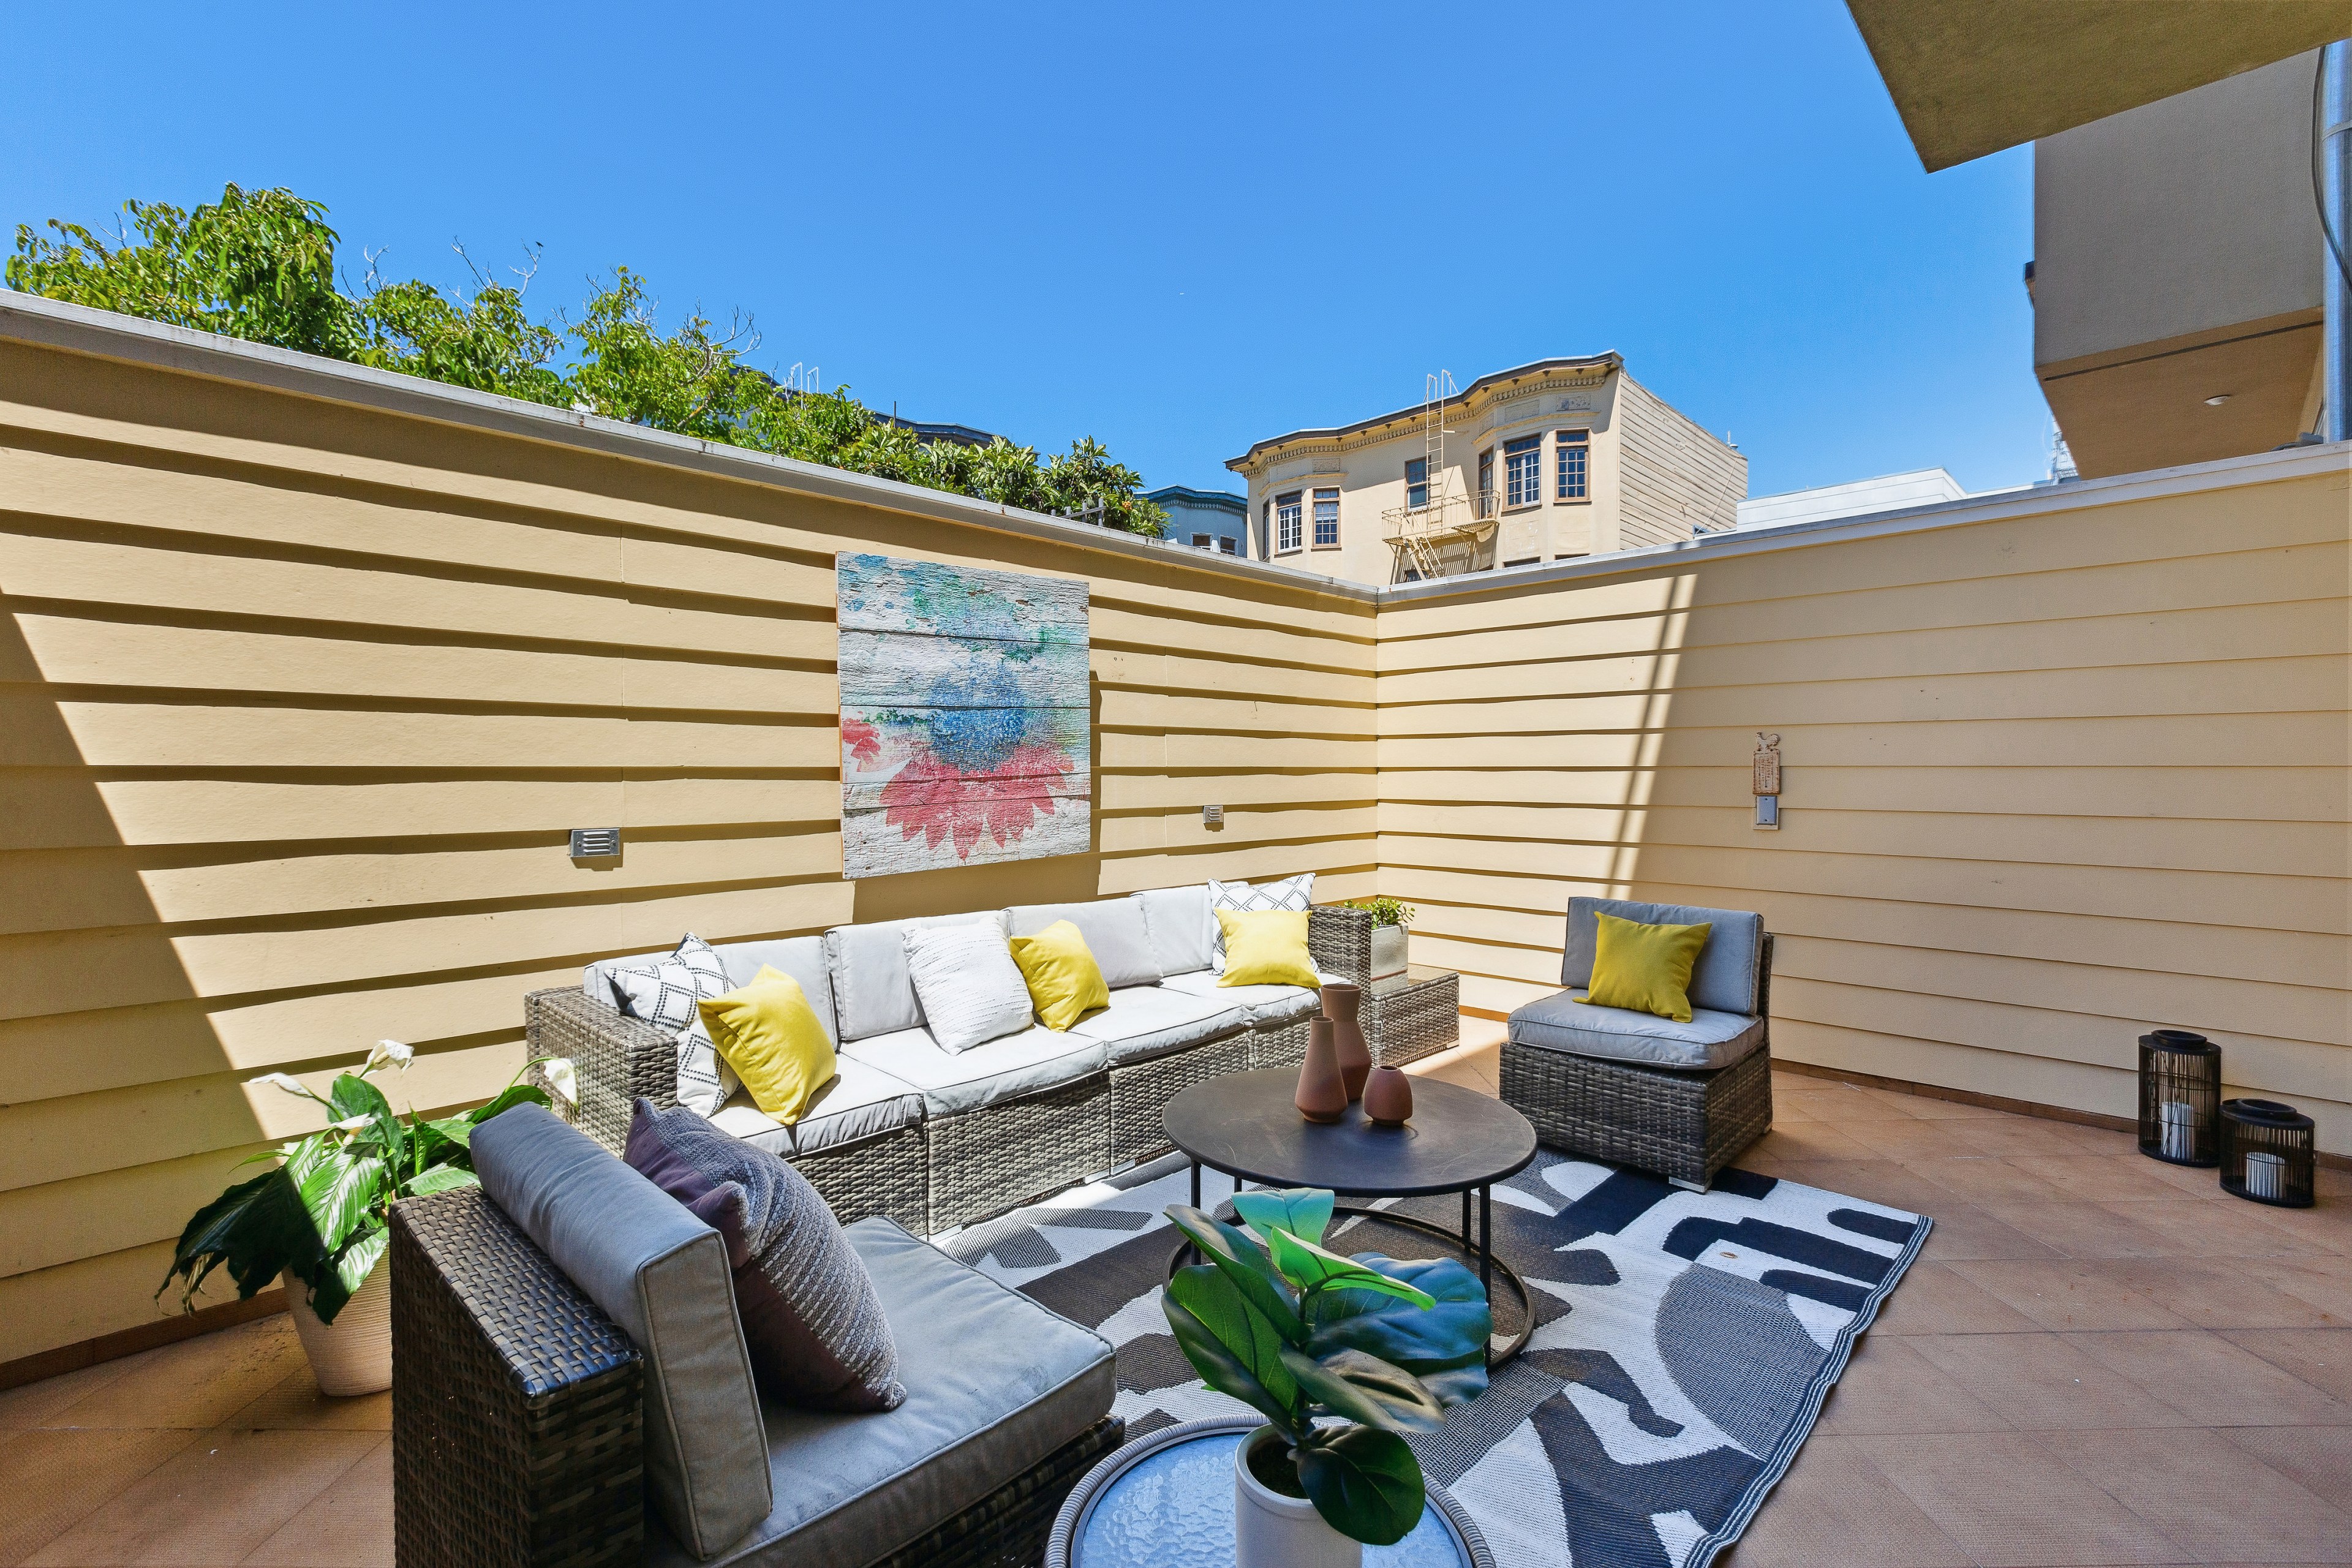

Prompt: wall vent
xmin=569 ymin=827 xmax=622 ymax=859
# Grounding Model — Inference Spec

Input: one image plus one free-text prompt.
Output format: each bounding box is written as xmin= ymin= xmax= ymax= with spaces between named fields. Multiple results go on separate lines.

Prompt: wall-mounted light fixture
xmin=570 ymin=827 xmax=622 ymax=860
xmin=1202 ymin=804 xmax=1224 ymax=831
xmin=1752 ymin=733 xmax=1782 ymax=831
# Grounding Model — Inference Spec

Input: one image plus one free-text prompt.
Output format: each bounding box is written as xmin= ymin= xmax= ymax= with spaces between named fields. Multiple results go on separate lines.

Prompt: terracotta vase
xmin=1363 ymin=1065 xmax=1414 ymax=1128
xmin=1321 ymin=983 xmax=1370 ymax=1102
xmin=1295 ymin=1018 xmax=1348 ymax=1124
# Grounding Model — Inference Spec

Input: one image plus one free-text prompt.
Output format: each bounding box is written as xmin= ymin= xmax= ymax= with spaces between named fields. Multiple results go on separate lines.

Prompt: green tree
xmin=8 ymin=183 xmax=1169 ymax=537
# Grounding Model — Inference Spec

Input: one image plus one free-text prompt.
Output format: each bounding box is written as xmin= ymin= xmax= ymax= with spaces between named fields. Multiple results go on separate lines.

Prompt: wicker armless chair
xmin=393 ymin=1184 xmax=1121 ymax=1568
xmin=1499 ymin=898 xmax=1776 ymax=1189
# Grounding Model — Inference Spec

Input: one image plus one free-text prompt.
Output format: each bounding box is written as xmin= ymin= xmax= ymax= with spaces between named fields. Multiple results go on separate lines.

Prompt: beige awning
xmin=1847 ymin=0 xmax=2352 ymax=170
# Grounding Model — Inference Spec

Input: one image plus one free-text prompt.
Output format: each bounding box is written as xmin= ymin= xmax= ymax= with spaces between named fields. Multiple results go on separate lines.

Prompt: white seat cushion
xmin=1069 ymin=986 xmax=1247 ymax=1067
xmin=1159 ymin=967 xmax=1322 ymax=1028
xmin=1507 ymin=989 xmax=1765 ymax=1072
xmin=706 ymin=1057 xmax=926 ymax=1158
xmin=843 ymin=1025 xmax=1107 ymax=1118
xmin=1006 ymin=899 xmax=1161 ymax=989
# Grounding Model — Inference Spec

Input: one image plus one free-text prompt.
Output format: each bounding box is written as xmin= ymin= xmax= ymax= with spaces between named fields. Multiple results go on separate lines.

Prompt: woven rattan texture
xmin=793 ymin=1125 xmax=929 ymax=1232
xmin=391 ymin=1188 xmax=644 ymax=1568
xmin=1246 ymin=1017 xmax=1312 ymax=1069
xmin=927 ymin=1072 xmax=1112 ymax=1232
xmin=528 ymin=987 xmax=673 ymax=1152
xmin=1366 ymin=970 xmax=1460 ymax=1068
xmin=1308 ymin=905 xmax=1375 ymax=987
xmin=1109 ymin=1035 xmax=1250 ymax=1167
xmin=875 ymin=1416 xmax=1123 ymax=1568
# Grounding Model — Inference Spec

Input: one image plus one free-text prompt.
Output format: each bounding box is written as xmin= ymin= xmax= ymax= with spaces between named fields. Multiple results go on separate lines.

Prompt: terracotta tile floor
xmin=2 ymin=1033 xmax=2343 ymax=1568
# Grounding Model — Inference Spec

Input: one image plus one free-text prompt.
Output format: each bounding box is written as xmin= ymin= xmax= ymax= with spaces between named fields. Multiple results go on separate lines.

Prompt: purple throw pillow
xmin=625 ymin=1098 xmax=905 ymax=1412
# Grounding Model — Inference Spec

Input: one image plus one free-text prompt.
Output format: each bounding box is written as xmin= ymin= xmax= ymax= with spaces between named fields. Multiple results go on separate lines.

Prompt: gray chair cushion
xmin=711 ymin=937 xmax=840 ymax=1047
xmin=1006 ymin=899 xmax=1161 ymax=989
xmin=842 ymin=1024 xmax=1107 ymax=1118
xmin=824 ymin=910 xmax=1007 ymax=1043
xmin=704 ymin=1057 xmax=926 ymax=1159
xmin=1158 ymin=968 xmax=1322 ymax=1028
xmin=1562 ymin=897 xmax=1765 ymax=1018
xmin=1131 ymin=885 xmax=1214 ymax=978
xmin=1508 ymin=989 xmax=1765 ymax=1072
xmin=1069 ymin=986 xmax=1247 ymax=1066
xmin=472 ymin=1104 xmax=771 ymax=1559
xmin=650 ymin=1219 xmax=1115 ymax=1568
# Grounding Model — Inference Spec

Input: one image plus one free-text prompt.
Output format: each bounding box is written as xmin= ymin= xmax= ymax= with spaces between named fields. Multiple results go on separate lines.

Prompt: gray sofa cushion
xmin=1069 ymin=986 xmax=1247 ymax=1067
xmin=1508 ymin=989 xmax=1765 ymax=1072
xmin=472 ymin=1104 xmax=771 ymax=1559
xmin=712 ymin=937 xmax=840 ymax=1047
xmin=704 ymin=1057 xmax=925 ymax=1159
xmin=1132 ymin=884 xmax=1213 ymax=978
xmin=825 ymin=911 xmax=1007 ymax=1043
xmin=842 ymin=1024 xmax=1107 ymax=1117
xmin=1006 ymin=899 xmax=1161 ymax=989
xmin=649 ymin=1219 xmax=1114 ymax=1568
xmin=1158 ymin=967 xmax=1322 ymax=1028
xmin=1562 ymin=897 xmax=1765 ymax=1018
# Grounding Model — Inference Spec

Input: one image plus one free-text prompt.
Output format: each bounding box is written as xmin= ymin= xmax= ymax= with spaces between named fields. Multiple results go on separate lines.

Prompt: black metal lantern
xmin=2137 ymin=1030 xmax=2220 ymax=1167
xmin=2220 ymin=1099 xmax=2317 ymax=1207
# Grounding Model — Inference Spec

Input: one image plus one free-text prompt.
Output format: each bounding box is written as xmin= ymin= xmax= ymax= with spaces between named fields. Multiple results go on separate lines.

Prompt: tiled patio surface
xmin=1 ymin=1030 xmax=2342 ymax=1568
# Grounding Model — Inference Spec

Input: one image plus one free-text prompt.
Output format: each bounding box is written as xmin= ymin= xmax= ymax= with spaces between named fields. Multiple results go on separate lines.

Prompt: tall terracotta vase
xmin=1322 ymin=983 xmax=1370 ymax=1102
xmin=1295 ymin=1018 xmax=1348 ymax=1124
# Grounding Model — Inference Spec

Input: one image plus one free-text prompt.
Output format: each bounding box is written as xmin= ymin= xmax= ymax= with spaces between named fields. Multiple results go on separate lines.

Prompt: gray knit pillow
xmin=626 ymin=1099 xmax=905 ymax=1412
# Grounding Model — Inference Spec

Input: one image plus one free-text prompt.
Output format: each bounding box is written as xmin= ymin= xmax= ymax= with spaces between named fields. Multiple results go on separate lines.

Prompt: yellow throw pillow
xmin=1216 ymin=908 xmax=1319 ymax=989
xmin=698 ymin=966 xmax=837 ymax=1123
xmin=1008 ymin=919 xmax=1110 ymax=1031
xmin=1580 ymin=912 xmax=1711 ymax=1023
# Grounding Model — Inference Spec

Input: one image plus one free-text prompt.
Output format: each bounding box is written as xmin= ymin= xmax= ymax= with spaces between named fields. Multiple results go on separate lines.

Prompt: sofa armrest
xmin=526 ymin=985 xmax=674 ymax=1153
xmin=391 ymin=1186 xmax=643 ymax=1568
xmin=1755 ymin=931 xmax=1775 ymax=1022
xmin=1308 ymin=905 xmax=1372 ymax=987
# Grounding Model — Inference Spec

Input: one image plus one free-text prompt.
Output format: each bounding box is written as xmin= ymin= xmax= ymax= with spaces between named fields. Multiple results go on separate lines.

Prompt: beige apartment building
xmin=1226 ymin=355 xmax=1746 ymax=584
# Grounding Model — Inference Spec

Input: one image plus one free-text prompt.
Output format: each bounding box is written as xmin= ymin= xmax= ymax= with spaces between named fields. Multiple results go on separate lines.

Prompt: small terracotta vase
xmin=1363 ymin=1065 xmax=1414 ymax=1128
xmin=1321 ymin=983 xmax=1370 ymax=1102
xmin=1295 ymin=1018 xmax=1348 ymax=1124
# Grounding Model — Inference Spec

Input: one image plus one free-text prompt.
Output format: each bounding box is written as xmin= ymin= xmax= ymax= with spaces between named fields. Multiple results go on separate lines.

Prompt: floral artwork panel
xmin=837 ymin=552 xmax=1090 ymax=878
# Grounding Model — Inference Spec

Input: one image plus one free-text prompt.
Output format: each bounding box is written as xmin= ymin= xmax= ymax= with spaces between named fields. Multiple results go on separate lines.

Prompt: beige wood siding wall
xmin=0 ymin=338 xmax=1377 ymax=1363
xmin=1615 ymin=374 xmax=1747 ymax=548
xmin=1377 ymin=465 xmax=2350 ymax=1153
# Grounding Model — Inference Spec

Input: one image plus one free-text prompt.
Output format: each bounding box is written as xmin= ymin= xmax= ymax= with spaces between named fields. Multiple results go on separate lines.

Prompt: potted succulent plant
xmin=159 ymin=1041 xmax=574 ymax=1395
xmin=1348 ymin=896 xmax=1417 ymax=981
xmin=1163 ymin=1188 xmax=1490 ymax=1566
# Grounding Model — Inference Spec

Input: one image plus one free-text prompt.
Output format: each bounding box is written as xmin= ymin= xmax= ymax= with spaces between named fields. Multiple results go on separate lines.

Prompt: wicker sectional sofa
xmin=533 ymin=890 xmax=1427 ymax=1235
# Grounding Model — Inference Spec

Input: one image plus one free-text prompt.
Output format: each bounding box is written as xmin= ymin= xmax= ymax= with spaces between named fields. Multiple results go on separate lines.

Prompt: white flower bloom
xmin=543 ymin=1058 xmax=579 ymax=1107
xmin=249 ymin=1072 xmax=309 ymax=1096
xmin=332 ymin=1115 xmax=373 ymax=1133
xmin=366 ymin=1039 xmax=415 ymax=1072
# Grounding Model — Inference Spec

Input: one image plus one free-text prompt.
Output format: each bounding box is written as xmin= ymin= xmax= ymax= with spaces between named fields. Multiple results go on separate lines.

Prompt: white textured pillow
xmin=1209 ymin=873 xmax=1315 ymax=971
xmin=903 ymin=924 xmax=1034 ymax=1053
xmin=607 ymin=933 xmax=739 ymax=1115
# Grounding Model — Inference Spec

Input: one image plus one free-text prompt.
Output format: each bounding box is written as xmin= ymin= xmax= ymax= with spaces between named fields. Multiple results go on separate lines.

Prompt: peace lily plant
xmin=1163 ymin=1189 xmax=1491 ymax=1550
xmin=161 ymin=1042 xmax=574 ymax=1327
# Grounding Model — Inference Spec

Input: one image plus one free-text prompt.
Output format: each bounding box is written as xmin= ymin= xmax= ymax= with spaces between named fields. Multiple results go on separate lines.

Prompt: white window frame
xmin=1276 ymin=490 xmax=1304 ymax=554
xmin=1504 ymin=435 xmax=1542 ymax=508
xmin=1556 ymin=428 xmax=1589 ymax=501
xmin=1404 ymin=456 xmax=1429 ymax=509
xmin=1312 ymin=488 xmax=1340 ymax=548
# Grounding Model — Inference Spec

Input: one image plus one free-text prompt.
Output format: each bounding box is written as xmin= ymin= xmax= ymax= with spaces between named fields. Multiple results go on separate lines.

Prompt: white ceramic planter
xmin=1368 ymin=922 xmax=1411 ymax=981
xmin=1234 ymin=1426 xmax=1361 ymax=1568
xmin=282 ymin=1263 xmax=393 ymax=1396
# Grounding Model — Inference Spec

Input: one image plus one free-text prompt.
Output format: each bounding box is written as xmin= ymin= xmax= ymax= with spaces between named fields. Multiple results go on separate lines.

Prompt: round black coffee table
xmin=1161 ymin=1069 xmax=1539 ymax=1366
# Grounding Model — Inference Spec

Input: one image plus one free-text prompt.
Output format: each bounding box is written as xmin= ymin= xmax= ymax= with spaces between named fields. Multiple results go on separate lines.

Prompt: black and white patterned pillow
xmin=608 ymin=933 xmax=738 ymax=1115
xmin=1208 ymin=873 xmax=1315 ymax=972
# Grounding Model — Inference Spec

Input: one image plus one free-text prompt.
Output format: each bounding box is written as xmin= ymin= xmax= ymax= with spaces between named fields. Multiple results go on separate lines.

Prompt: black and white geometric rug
xmin=942 ymin=1147 xmax=1929 ymax=1568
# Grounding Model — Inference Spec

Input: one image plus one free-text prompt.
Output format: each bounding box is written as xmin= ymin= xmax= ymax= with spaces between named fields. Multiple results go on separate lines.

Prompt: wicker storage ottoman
xmin=1499 ymin=1037 xmax=1773 ymax=1188
xmin=1365 ymin=965 xmax=1460 ymax=1068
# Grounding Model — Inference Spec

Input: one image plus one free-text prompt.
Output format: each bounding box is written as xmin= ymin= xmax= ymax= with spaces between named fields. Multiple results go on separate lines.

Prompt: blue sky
xmin=5 ymin=2 xmax=2048 ymax=499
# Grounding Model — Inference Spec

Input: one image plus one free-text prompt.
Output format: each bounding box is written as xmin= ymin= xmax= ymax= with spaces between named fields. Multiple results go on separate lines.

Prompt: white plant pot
xmin=1234 ymin=1426 xmax=1362 ymax=1568
xmin=1368 ymin=922 xmax=1411 ymax=981
xmin=282 ymin=1262 xmax=393 ymax=1396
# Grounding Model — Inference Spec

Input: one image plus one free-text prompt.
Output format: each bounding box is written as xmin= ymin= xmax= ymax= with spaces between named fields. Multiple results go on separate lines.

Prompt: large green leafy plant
xmin=1163 ymin=1189 xmax=1491 ymax=1546
xmin=160 ymin=1042 xmax=571 ymax=1324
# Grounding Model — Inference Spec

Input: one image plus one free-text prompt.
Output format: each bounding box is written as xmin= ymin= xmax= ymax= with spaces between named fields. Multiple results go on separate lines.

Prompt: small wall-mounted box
xmin=1752 ymin=732 xmax=1782 ymax=832
xmin=1202 ymin=804 xmax=1224 ymax=831
xmin=569 ymin=827 xmax=622 ymax=859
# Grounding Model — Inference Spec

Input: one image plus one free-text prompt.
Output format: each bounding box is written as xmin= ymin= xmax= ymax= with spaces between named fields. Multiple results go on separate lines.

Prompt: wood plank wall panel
xmin=1615 ymin=374 xmax=1745 ymax=548
xmin=1374 ymin=469 xmax=2351 ymax=1152
xmin=0 ymin=340 xmax=1376 ymax=1361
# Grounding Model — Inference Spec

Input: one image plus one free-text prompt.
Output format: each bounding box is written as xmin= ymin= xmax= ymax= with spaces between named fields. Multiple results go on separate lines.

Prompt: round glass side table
xmin=1044 ymin=1417 xmax=1493 ymax=1568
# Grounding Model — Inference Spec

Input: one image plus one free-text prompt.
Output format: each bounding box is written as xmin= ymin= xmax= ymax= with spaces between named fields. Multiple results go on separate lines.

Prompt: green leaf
xmin=326 ymin=1072 xmax=393 ymax=1125
xmin=1296 ymin=1425 xmax=1425 ymax=1546
xmin=401 ymin=1164 xmax=478 ymax=1199
xmin=1267 ymin=1228 xmax=1436 ymax=1311
xmin=1303 ymin=1253 xmax=1493 ymax=1382
xmin=422 ymin=1115 xmax=475 ymax=1149
xmin=465 ymin=1084 xmax=551 ymax=1125
xmin=1167 ymin=1264 xmax=1301 ymax=1412
xmin=323 ymin=1226 xmax=388 ymax=1313
xmin=1231 ymin=1188 xmax=1334 ymax=1248
xmin=1163 ymin=1205 xmax=1303 ymax=1343
xmin=288 ymin=1140 xmax=385 ymax=1256
xmin=1161 ymin=1275 xmax=1298 ymax=1433
xmin=156 ymin=1166 xmax=318 ymax=1310
xmin=1279 ymin=1346 xmax=1447 ymax=1433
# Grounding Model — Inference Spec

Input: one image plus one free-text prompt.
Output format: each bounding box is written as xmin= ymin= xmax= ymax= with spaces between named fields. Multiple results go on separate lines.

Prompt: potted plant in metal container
xmin=158 ymin=1042 xmax=573 ymax=1395
xmin=1348 ymin=897 xmax=1417 ymax=981
xmin=1163 ymin=1189 xmax=1490 ymax=1566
